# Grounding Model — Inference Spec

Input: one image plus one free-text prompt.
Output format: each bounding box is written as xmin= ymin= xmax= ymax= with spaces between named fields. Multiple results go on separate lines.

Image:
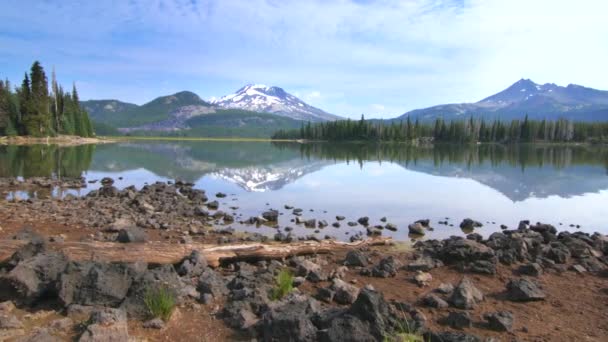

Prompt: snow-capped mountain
xmin=397 ymin=79 xmax=608 ymax=122
xmin=211 ymin=84 xmax=342 ymax=122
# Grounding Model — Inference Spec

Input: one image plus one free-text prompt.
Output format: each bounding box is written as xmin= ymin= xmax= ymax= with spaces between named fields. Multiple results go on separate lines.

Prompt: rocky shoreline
xmin=0 ymin=177 xmax=607 ymax=341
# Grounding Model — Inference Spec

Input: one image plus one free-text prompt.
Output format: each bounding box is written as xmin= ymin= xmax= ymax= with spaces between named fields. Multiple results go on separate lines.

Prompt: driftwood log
xmin=0 ymin=237 xmax=392 ymax=267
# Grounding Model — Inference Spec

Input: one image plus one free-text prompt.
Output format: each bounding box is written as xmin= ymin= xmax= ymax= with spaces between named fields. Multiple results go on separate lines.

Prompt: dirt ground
xmin=1 ymin=211 xmax=607 ymax=342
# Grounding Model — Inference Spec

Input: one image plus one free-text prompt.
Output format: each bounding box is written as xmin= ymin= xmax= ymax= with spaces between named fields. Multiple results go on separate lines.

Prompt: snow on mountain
xmin=211 ymin=84 xmax=341 ymax=122
xmin=398 ymin=79 xmax=608 ymax=122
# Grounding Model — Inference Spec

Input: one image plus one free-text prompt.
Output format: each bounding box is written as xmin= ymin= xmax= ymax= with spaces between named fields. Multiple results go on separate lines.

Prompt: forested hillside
xmin=0 ymin=61 xmax=93 ymax=137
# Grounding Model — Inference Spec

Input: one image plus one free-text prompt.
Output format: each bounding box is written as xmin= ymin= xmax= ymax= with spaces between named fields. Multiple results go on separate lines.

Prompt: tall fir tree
xmin=22 ymin=61 xmax=51 ymax=136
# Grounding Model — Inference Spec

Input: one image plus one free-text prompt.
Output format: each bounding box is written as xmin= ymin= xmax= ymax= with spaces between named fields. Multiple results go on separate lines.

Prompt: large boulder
xmin=260 ymin=293 xmax=321 ymax=342
xmin=449 ymin=277 xmax=484 ymax=309
xmin=58 ymin=261 xmax=146 ymax=307
xmin=0 ymin=252 xmax=68 ymax=305
xmin=120 ymin=265 xmax=183 ymax=319
xmin=315 ymin=288 xmax=398 ymax=342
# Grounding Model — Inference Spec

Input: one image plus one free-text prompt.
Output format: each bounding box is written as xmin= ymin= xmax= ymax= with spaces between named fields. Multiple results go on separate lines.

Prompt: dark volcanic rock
xmin=407 ymin=255 xmax=443 ymax=272
xmin=78 ymin=308 xmax=129 ymax=342
xmin=468 ymin=260 xmax=496 ymax=275
xmin=260 ymin=293 xmax=320 ymax=342
xmin=370 ymin=256 xmax=399 ymax=278
xmin=177 ymin=250 xmax=208 ymax=278
xmin=449 ymin=277 xmax=484 ymax=309
xmin=331 ymin=279 xmax=360 ymax=305
xmin=262 ymin=210 xmax=279 ymax=222
xmin=116 ymin=227 xmax=147 ymax=243
xmin=459 ymin=218 xmax=483 ymax=230
xmin=408 ymin=222 xmax=426 ymax=235
xmin=422 ymin=293 xmax=448 ymax=309
xmin=484 ymin=311 xmax=514 ymax=332
xmin=506 ymin=278 xmax=545 ymax=302
xmin=518 ymin=263 xmax=543 ymax=276
xmin=344 ymin=250 xmax=369 ymax=267
xmin=357 ymin=217 xmax=369 ymax=226
xmin=197 ymin=268 xmax=228 ymax=299
xmin=445 ymin=311 xmax=472 ymax=329
xmin=0 ymin=252 xmax=68 ymax=305
xmin=58 ymin=261 xmax=146 ymax=307
xmin=426 ymin=331 xmax=481 ymax=342
xmin=121 ymin=265 xmax=183 ymax=319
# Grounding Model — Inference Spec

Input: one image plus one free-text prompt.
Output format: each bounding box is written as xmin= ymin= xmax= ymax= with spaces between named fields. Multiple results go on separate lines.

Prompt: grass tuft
xmin=144 ymin=286 xmax=176 ymax=321
xmin=270 ymin=268 xmax=294 ymax=300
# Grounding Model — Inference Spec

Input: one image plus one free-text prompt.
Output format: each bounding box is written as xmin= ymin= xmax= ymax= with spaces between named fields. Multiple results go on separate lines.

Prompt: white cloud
xmin=1 ymin=0 xmax=607 ymax=118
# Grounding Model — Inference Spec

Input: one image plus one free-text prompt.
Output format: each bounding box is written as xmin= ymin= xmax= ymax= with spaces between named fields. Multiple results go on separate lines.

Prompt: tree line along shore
xmin=272 ymin=115 xmax=608 ymax=144
xmin=0 ymin=61 xmax=94 ymax=138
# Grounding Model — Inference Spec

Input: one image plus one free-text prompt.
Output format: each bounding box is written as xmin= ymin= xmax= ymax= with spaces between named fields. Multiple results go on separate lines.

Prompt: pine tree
xmin=22 ymin=61 xmax=51 ymax=136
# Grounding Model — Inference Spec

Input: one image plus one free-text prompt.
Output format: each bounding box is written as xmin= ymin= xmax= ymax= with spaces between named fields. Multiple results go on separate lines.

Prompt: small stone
xmin=336 ymin=215 xmax=345 ymax=221
xmin=436 ymin=283 xmax=454 ymax=294
xmin=422 ymin=293 xmax=448 ymax=309
xmin=143 ymin=318 xmax=165 ymax=329
xmin=519 ymin=263 xmax=543 ymax=276
xmin=450 ymin=277 xmax=484 ymax=309
xmin=344 ymin=250 xmax=369 ymax=267
xmin=445 ymin=311 xmax=472 ymax=329
xmin=484 ymin=311 xmax=514 ymax=332
xmin=408 ymin=222 xmax=425 ymax=235
xmin=506 ymin=278 xmax=546 ymax=302
xmin=570 ymin=264 xmax=586 ymax=274
xmin=414 ymin=271 xmax=433 ymax=287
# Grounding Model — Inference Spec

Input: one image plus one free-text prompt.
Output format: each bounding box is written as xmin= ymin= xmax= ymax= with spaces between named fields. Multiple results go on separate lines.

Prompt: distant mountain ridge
xmin=398 ymin=79 xmax=608 ymax=122
xmin=211 ymin=84 xmax=341 ymax=122
xmin=82 ymin=85 xmax=340 ymax=136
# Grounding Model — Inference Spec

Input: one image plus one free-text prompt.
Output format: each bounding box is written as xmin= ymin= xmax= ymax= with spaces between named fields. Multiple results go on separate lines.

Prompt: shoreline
xmin=0 ymin=176 xmax=606 ymax=341
xmin=0 ymin=135 xmax=117 ymax=146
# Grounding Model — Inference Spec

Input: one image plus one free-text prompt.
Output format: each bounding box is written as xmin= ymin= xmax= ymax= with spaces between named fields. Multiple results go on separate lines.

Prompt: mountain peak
xmin=211 ymin=84 xmax=340 ymax=122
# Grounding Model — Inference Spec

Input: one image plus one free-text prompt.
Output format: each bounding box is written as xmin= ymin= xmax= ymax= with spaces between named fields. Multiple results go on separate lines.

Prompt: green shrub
xmin=143 ymin=286 xmax=176 ymax=321
xmin=270 ymin=268 xmax=294 ymax=300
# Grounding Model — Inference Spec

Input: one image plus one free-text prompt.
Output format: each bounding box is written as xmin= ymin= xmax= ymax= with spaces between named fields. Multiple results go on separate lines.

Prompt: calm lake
xmin=2 ymin=141 xmax=608 ymax=241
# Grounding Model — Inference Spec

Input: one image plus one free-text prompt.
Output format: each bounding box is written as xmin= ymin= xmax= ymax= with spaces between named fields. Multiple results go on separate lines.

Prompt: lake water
xmin=1 ymin=141 xmax=608 ymax=241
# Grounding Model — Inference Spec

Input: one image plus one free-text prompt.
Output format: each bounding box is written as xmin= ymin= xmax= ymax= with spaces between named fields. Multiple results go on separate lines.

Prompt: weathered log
xmin=0 ymin=237 xmax=392 ymax=267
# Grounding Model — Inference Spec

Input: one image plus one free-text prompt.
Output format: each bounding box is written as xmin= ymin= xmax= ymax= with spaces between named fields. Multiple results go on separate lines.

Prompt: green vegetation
xmin=272 ymin=115 xmax=608 ymax=144
xmin=0 ymin=144 xmax=95 ymax=178
xmin=144 ymin=286 xmax=176 ymax=321
xmin=270 ymin=268 xmax=294 ymax=300
xmin=92 ymin=121 xmax=120 ymax=136
xmin=382 ymin=310 xmax=425 ymax=342
xmin=272 ymin=141 xmax=608 ymax=172
xmin=82 ymin=91 xmax=208 ymax=127
xmin=0 ymin=61 xmax=94 ymax=137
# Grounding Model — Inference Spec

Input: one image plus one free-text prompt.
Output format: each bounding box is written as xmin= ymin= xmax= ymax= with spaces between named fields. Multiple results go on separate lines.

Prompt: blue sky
xmin=1 ymin=0 xmax=607 ymax=118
